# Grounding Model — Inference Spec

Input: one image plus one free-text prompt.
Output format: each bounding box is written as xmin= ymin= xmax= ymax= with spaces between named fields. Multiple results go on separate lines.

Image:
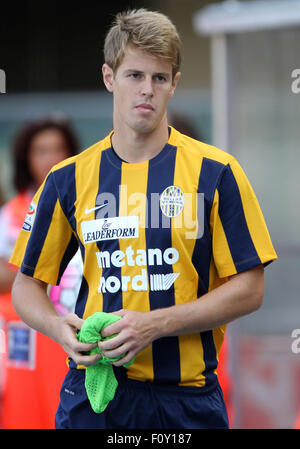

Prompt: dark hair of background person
xmin=12 ymin=116 xmax=79 ymax=192
xmin=168 ymin=112 xmax=203 ymax=142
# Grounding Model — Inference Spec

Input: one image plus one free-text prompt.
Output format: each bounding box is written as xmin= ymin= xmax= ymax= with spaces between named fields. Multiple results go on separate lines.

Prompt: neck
xmin=111 ymin=118 xmax=169 ymax=163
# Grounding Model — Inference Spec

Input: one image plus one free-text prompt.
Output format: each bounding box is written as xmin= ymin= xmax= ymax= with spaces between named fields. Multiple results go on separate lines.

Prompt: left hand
xmin=98 ymin=309 xmax=159 ymax=367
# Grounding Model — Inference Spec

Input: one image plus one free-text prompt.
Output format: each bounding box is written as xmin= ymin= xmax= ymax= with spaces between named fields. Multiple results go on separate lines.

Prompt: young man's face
xmin=102 ymin=45 xmax=180 ymax=135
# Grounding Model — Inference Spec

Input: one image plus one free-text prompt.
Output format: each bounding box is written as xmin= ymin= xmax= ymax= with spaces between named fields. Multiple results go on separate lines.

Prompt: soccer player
xmin=10 ymin=9 xmax=277 ymax=429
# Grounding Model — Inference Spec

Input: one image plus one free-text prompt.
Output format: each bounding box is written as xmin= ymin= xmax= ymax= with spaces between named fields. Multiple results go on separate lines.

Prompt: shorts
xmin=55 ymin=368 xmax=229 ymax=429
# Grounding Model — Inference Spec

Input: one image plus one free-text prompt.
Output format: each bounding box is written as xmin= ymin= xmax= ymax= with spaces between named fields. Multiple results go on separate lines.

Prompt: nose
xmin=140 ymin=76 xmax=154 ymax=97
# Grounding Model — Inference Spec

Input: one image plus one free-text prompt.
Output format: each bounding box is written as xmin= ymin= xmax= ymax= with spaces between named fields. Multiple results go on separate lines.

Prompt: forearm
xmin=153 ymin=265 xmax=264 ymax=338
xmin=11 ymin=271 xmax=61 ymax=342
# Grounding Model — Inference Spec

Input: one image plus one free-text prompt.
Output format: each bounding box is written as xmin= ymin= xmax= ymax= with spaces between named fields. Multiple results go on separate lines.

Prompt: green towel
xmin=77 ymin=311 xmax=135 ymax=413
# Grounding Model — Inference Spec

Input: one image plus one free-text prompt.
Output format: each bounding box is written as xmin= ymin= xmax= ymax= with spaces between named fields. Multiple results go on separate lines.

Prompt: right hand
xmin=56 ymin=313 xmax=101 ymax=367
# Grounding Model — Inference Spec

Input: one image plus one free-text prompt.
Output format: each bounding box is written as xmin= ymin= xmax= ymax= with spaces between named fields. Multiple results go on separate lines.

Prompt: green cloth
xmin=77 ymin=311 xmax=135 ymax=413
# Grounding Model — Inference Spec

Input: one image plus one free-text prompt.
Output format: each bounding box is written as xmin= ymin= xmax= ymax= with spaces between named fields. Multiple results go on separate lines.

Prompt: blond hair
xmin=104 ymin=9 xmax=181 ymax=78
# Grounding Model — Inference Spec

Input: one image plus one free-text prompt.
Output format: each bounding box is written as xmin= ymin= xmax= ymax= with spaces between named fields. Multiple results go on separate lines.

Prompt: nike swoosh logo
xmin=85 ymin=203 xmax=107 ymax=215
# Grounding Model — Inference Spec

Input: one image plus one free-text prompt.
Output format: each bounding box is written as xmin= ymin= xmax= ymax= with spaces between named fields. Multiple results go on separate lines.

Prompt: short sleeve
xmin=10 ymin=172 xmax=79 ymax=285
xmin=210 ymin=159 xmax=277 ymax=278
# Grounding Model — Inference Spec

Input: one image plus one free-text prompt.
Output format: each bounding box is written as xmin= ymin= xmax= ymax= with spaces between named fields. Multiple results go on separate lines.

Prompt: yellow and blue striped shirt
xmin=10 ymin=126 xmax=277 ymax=389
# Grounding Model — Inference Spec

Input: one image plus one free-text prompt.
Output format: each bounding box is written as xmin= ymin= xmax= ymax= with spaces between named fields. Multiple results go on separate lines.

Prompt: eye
xmin=154 ymin=75 xmax=167 ymax=82
xmin=129 ymin=73 xmax=141 ymax=79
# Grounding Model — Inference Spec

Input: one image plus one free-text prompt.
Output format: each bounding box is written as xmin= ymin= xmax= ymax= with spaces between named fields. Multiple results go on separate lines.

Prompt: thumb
xmin=111 ymin=309 xmax=126 ymax=318
xmin=65 ymin=312 xmax=84 ymax=330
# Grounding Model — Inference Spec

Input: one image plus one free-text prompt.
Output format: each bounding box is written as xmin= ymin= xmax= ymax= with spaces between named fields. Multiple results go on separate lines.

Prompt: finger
xmin=100 ymin=309 xmax=127 ymax=338
xmin=98 ymin=332 xmax=126 ymax=351
xmin=101 ymin=341 xmax=131 ymax=359
xmin=64 ymin=326 xmax=98 ymax=352
xmin=63 ymin=340 xmax=98 ymax=361
xmin=101 ymin=318 xmax=125 ymax=338
xmin=76 ymin=341 xmax=98 ymax=352
xmin=111 ymin=350 xmax=135 ymax=367
xmin=73 ymin=351 xmax=102 ymax=367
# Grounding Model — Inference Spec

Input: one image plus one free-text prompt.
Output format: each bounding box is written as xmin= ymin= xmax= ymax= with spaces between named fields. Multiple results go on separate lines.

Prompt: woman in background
xmin=0 ymin=116 xmax=82 ymax=429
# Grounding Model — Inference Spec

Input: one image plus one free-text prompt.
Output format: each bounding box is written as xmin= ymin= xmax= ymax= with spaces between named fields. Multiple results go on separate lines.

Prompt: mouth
xmin=135 ymin=103 xmax=154 ymax=113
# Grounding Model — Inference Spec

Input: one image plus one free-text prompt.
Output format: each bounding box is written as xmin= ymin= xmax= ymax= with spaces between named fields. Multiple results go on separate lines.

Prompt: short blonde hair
xmin=104 ymin=9 xmax=182 ymax=79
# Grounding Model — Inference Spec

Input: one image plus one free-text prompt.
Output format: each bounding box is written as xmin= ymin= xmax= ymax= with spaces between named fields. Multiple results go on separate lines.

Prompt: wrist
xmin=150 ymin=307 xmax=178 ymax=339
xmin=46 ymin=312 xmax=63 ymax=343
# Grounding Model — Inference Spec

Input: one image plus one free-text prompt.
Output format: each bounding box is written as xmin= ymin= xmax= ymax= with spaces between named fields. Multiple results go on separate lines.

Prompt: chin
xmin=131 ymin=118 xmax=162 ymax=135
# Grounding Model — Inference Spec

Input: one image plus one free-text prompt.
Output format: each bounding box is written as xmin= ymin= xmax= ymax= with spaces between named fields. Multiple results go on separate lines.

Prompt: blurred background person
xmin=0 ymin=116 xmax=82 ymax=428
xmin=169 ymin=111 xmax=204 ymax=143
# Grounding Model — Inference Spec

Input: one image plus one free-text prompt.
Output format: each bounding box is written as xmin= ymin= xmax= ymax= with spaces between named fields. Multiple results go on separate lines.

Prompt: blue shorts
xmin=55 ymin=368 xmax=228 ymax=429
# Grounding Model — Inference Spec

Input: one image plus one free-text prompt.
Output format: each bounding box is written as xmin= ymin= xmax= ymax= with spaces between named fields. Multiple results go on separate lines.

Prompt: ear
xmin=102 ymin=63 xmax=114 ymax=93
xmin=168 ymin=72 xmax=181 ymax=99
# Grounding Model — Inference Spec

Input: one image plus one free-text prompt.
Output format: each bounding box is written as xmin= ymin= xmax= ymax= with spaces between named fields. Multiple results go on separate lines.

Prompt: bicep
xmin=14 ymin=270 xmax=48 ymax=292
xmin=228 ymin=264 xmax=265 ymax=309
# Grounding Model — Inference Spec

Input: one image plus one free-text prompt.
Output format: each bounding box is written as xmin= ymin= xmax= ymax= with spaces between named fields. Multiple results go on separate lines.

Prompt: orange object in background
xmin=0 ymin=316 xmax=68 ymax=429
xmin=0 ymin=261 xmax=69 ymax=429
xmin=218 ymin=335 xmax=234 ymax=428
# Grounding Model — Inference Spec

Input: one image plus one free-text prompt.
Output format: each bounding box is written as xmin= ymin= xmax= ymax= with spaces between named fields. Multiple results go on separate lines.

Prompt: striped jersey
xmin=10 ymin=126 xmax=277 ymax=389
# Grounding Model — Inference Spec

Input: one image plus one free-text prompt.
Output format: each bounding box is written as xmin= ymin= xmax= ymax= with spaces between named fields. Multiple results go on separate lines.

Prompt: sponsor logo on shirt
xmin=81 ymin=216 xmax=139 ymax=243
xmin=96 ymin=245 xmax=180 ymax=293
